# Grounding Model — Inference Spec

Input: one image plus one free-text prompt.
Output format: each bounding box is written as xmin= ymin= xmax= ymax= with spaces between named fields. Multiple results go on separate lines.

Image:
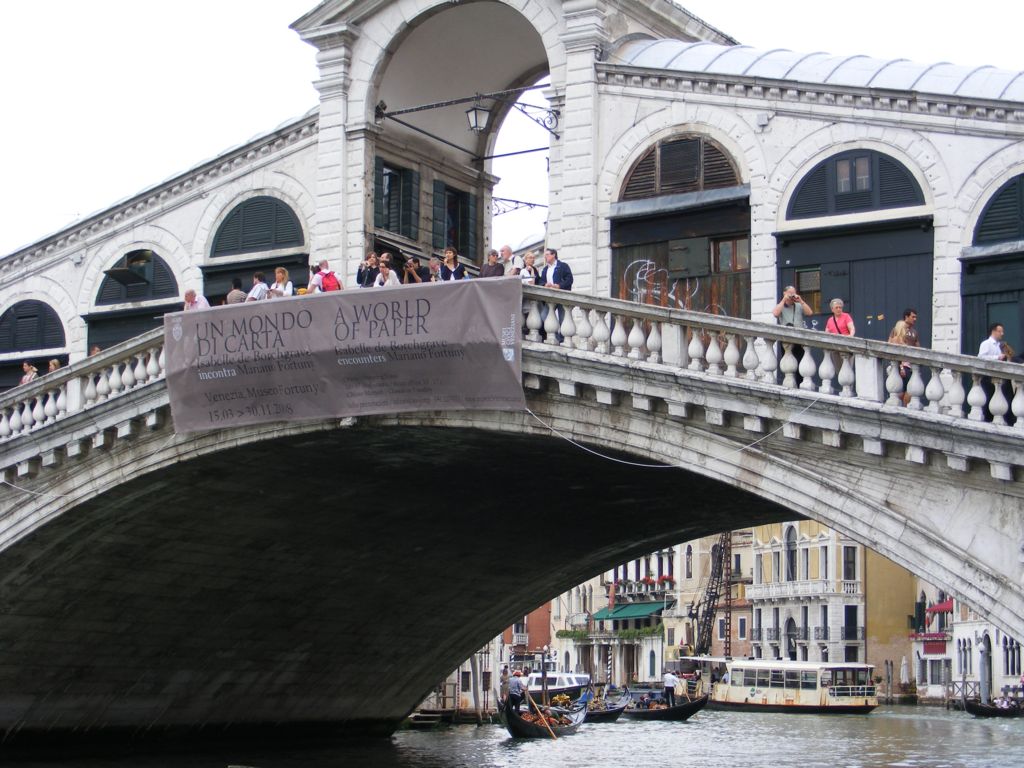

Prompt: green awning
xmin=592 ymin=601 xmax=675 ymax=621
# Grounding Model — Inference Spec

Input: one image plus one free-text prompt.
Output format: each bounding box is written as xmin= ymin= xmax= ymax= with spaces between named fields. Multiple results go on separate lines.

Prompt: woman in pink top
xmin=825 ymin=298 xmax=856 ymax=336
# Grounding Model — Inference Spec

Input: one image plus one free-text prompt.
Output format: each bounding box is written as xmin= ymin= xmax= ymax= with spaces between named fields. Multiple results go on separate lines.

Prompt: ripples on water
xmin=6 ymin=707 xmax=1022 ymax=768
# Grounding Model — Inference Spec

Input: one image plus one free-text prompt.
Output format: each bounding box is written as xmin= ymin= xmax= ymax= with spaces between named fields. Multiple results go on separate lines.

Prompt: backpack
xmin=321 ymin=271 xmax=341 ymax=292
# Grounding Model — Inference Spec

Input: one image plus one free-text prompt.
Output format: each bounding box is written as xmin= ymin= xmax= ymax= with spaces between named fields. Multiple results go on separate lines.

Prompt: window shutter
xmin=878 ymin=155 xmax=924 ymax=209
xmin=374 ymin=157 xmax=385 ymax=230
xmin=659 ymin=138 xmax=701 ymax=195
xmin=212 ymin=209 xmax=242 ymax=255
xmin=975 ymin=178 xmax=1023 ymax=244
xmin=273 ymin=204 xmax=302 ymax=247
xmin=702 ymin=142 xmax=739 ymax=189
xmin=622 ymin=147 xmax=657 ymax=200
xmin=463 ymin=192 xmax=478 ymax=260
xmin=150 ymin=256 xmax=179 ymax=298
xmin=0 ymin=301 xmax=65 ymax=353
xmin=240 ymin=198 xmax=276 ymax=250
xmin=788 ymin=165 xmax=829 ymax=218
xmin=432 ymin=180 xmax=446 ymax=250
xmin=402 ymin=170 xmax=420 ymax=239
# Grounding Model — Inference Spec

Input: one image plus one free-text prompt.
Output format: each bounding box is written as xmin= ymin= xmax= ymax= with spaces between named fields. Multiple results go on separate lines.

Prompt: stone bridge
xmin=0 ymin=286 xmax=1021 ymax=741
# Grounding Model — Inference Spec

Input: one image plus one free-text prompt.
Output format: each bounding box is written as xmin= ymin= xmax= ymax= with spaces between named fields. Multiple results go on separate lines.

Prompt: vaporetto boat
xmin=679 ymin=657 xmax=878 ymax=714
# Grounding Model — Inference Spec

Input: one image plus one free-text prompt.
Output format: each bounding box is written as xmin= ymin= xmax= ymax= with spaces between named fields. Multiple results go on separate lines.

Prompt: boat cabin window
xmin=770 ymin=670 xmax=785 ymax=687
xmin=784 ymin=671 xmax=800 ymax=689
xmin=801 ymin=671 xmax=818 ymax=690
xmin=732 ymin=670 xmax=746 ymax=686
xmin=743 ymin=669 xmax=757 ymax=687
xmin=830 ymin=668 xmax=870 ymax=686
xmin=756 ymin=670 xmax=770 ymax=688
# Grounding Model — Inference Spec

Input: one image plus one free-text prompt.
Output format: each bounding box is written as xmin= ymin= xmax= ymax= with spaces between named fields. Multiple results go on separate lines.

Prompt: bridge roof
xmin=608 ymin=39 xmax=1024 ymax=103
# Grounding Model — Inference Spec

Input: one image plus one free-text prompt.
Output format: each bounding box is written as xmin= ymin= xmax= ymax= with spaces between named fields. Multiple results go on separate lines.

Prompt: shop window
xmin=211 ymin=196 xmax=303 ymax=257
xmin=788 ymin=150 xmax=924 ymax=219
xmin=374 ymin=158 xmax=420 ymax=240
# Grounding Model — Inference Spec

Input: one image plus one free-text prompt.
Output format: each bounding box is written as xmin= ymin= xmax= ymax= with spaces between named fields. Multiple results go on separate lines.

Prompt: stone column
xmin=298 ymin=23 xmax=359 ymax=269
xmin=553 ymin=0 xmax=609 ymax=296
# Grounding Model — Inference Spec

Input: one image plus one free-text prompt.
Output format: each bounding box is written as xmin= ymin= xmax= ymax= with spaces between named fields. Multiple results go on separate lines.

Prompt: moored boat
xmin=500 ymin=697 xmax=588 ymax=738
xmin=621 ymin=693 xmax=708 ymax=721
xmin=583 ymin=695 xmax=629 ymax=723
xmin=524 ymin=672 xmax=591 ymax=704
xmin=964 ymin=699 xmax=1023 ymax=718
xmin=680 ymin=656 xmax=878 ymax=714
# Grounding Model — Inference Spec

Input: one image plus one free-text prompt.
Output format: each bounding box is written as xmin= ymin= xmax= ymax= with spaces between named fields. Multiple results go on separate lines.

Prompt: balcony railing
xmin=841 ymin=580 xmax=861 ymax=595
xmin=512 ymin=632 xmax=528 ymax=646
xmin=814 ymin=626 xmax=830 ymax=640
xmin=841 ymin=625 xmax=865 ymax=641
xmin=751 ymin=627 xmax=763 ymax=641
xmin=793 ymin=626 xmax=809 ymax=641
xmin=745 ymin=580 xmax=828 ymax=600
xmin=765 ymin=627 xmax=781 ymax=641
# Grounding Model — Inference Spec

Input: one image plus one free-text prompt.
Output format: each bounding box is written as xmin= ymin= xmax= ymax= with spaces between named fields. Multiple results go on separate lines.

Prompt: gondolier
xmin=663 ymin=669 xmax=680 ymax=707
xmin=508 ymin=670 xmax=528 ymax=713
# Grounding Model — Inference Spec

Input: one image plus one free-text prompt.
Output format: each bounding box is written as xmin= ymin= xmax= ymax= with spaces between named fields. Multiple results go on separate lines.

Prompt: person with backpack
xmin=318 ymin=259 xmax=343 ymax=291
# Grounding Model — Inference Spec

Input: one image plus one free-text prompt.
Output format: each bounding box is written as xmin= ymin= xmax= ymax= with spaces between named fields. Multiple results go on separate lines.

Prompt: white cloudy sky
xmin=1 ymin=0 xmax=1021 ymax=256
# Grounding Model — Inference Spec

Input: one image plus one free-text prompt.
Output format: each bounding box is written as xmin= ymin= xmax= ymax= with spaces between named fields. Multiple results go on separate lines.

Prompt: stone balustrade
xmin=522 ymin=286 xmax=1024 ymax=429
xmin=0 ymin=329 xmax=165 ymax=443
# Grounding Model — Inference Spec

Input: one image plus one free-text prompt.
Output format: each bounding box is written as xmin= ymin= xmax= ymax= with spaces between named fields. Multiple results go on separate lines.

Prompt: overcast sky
xmin=1 ymin=0 xmax=1021 ymax=256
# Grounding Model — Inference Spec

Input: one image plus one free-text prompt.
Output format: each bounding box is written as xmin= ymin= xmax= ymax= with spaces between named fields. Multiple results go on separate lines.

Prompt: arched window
xmin=787 ymin=150 xmax=924 ymax=219
xmin=785 ymin=527 xmax=798 ymax=582
xmin=564 ymin=651 xmax=571 ymax=673
xmin=649 ymin=650 xmax=657 ymax=678
xmin=211 ymin=196 xmax=303 ymax=257
xmin=621 ymin=135 xmax=740 ymax=200
xmin=685 ymin=545 xmax=693 ymax=580
xmin=0 ymin=300 xmax=64 ymax=353
xmin=974 ymin=174 xmax=1024 ymax=245
xmin=96 ymin=249 xmax=178 ymax=305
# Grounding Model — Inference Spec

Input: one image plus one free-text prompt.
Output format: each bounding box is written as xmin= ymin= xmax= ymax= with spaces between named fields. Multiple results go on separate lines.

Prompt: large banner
xmin=163 ymin=278 xmax=525 ymax=433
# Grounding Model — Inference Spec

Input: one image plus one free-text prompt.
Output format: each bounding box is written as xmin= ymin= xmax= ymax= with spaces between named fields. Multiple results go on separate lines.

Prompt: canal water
xmin=7 ymin=707 xmax=1022 ymax=767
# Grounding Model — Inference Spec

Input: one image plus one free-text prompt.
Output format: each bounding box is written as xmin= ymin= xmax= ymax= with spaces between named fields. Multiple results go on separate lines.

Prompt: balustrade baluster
xmin=946 ymin=371 xmax=966 ymax=418
xmin=576 ymin=309 xmax=593 ymax=352
xmin=559 ymin=306 xmax=577 ymax=349
xmin=924 ymin=367 xmax=946 ymax=414
xmin=906 ymin=365 xmax=925 ymax=410
xmin=148 ymin=348 xmax=162 ymax=379
xmin=610 ymin=315 xmax=628 ymax=356
xmin=627 ymin=319 xmax=645 ymax=360
xmin=96 ymin=368 xmax=111 ymax=401
xmin=56 ymin=385 xmax=67 ymax=417
xmin=121 ymin=358 xmax=136 ymax=389
xmin=134 ymin=354 xmax=148 ymax=386
xmin=646 ymin=322 xmax=662 ymax=364
xmin=885 ymin=362 xmax=905 ymax=406
xmin=32 ymin=397 xmax=45 ymax=426
xmin=543 ymin=302 xmax=560 ymax=345
xmin=109 ymin=363 xmax=123 ymax=395
xmin=1012 ymin=384 xmax=1024 ymax=431
xmin=742 ymin=336 xmax=759 ymax=380
xmin=43 ymin=391 xmax=58 ymax=423
xmin=989 ymin=380 xmax=1009 ymax=426
xmin=591 ymin=312 xmax=610 ymax=354
xmin=779 ymin=344 xmax=799 ymax=389
xmin=9 ymin=404 xmax=22 ymax=433
xmin=967 ymin=374 xmax=987 ymax=421
xmin=21 ymin=402 xmax=34 ymax=432
xmin=0 ymin=409 xmax=10 ymax=438
xmin=705 ymin=333 xmax=723 ymax=374
xmin=157 ymin=347 xmax=166 ymax=375
xmin=723 ymin=334 xmax=740 ymax=378
xmin=818 ymin=351 xmax=836 ymax=395
xmin=837 ymin=353 xmax=855 ymax=398
xmin=84 ymin=374 xmax=98 ymax=405
xmin=799 ymin=348 xmax=817 ymax=391
xmin=757 ymin=338 xmax=778 ymax=384
xmin=687 ymin=331 xmax=705 ymax=372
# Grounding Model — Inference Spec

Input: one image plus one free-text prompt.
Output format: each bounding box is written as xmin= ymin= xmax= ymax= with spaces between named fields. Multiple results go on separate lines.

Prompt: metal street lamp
xmin=465 ymin=104 xmax=490 ymax=132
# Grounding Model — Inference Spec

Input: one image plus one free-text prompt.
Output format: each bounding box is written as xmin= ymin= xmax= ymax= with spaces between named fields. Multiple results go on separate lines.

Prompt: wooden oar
xmin=526 ymin=690 xmax=558 ymax=740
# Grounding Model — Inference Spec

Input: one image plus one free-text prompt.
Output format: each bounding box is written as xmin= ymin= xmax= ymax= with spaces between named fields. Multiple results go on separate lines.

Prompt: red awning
xmin=926 ymin=598 xmax=954 ymax=613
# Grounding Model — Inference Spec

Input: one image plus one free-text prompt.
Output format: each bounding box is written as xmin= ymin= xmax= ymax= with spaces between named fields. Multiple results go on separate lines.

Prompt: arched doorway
xmin=785 ymin=617 xmax=798 ymax=661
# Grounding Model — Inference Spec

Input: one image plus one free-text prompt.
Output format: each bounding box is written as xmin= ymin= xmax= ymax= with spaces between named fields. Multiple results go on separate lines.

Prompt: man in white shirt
xmin=663 ymin=669 xmax=680 ymax=707
xmin=978 ymin=323 xmax=1007 ymax=360
xmin=245 ymin=272 xmax=269 ymax=302
xmin=183 ymin=289 xmax=209 ymax=311
xmin=500 ymin=244 xmax=523 ymax=275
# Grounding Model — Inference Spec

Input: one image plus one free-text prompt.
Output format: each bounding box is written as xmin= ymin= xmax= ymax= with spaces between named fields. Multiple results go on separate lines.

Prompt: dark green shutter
xmin=432 ymin=180 xmax=446 ymax=250
xmin=374 ymin=157 xmax=385 ymax=229
xmin=211 ymin=197 xmax=304 ymax=257
xmin=463 ymin=192 xmax=478 ymax=260
xmin=401 ymin=170 xmax=420 ymax=239
xmin=0 ymin=300 xmax=65 ymax=353
xmin=975 ymin=177 xmax=1023 ymax=244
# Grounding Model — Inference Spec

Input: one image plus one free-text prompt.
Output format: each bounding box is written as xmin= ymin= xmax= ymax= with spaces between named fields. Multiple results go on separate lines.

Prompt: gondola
xmin=964 ymin=699 xmax=1023 ymax=718
xmin=621 ymin=693 xmax=709 ymax=722
xmin=500 ymin=696 xmax=588 ymax=738
xmin=583 ymin=696 xmax=629 ymax=723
